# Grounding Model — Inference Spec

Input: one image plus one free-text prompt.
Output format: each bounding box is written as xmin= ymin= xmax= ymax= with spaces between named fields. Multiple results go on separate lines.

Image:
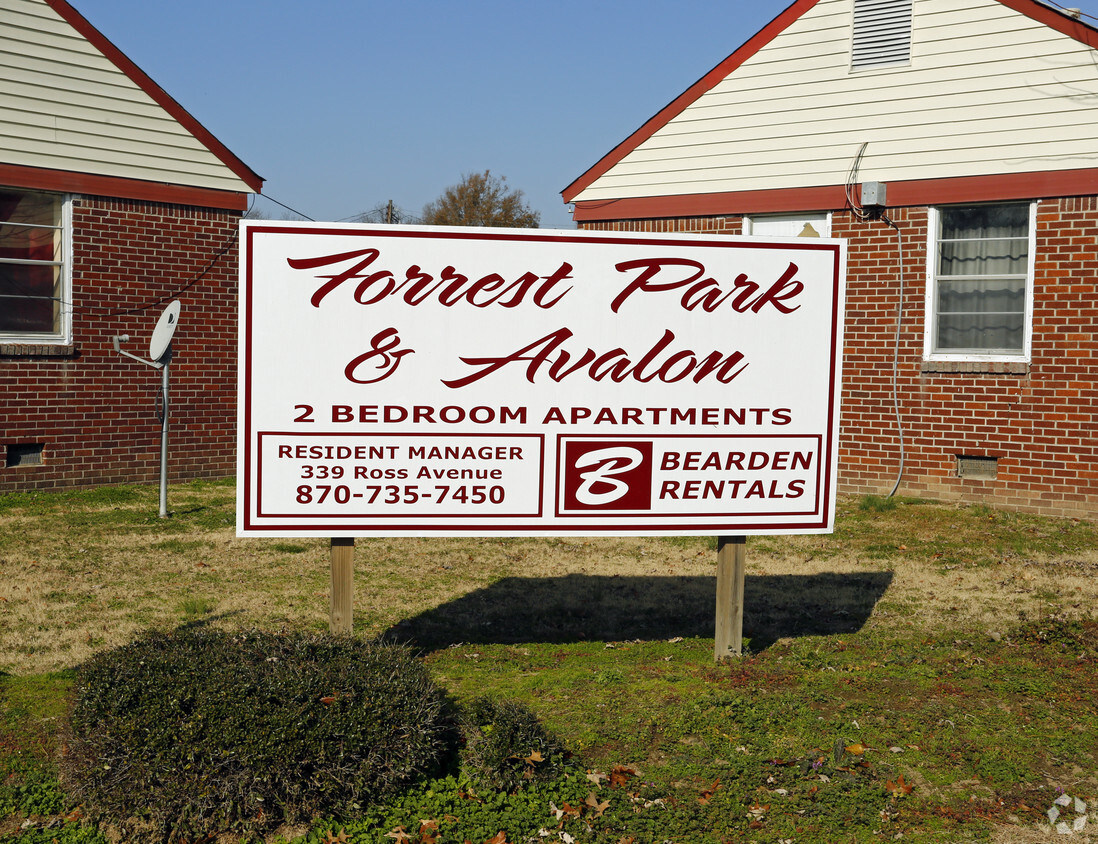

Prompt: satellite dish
xmin=149 ymin=301 xmax=181 ymax=362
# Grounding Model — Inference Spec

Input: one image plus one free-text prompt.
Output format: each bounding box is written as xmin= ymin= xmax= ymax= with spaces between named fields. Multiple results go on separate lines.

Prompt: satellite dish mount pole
xmin=155 ymin=344 xmax=172 ymax=518
xmin=112 ymin=301 xmax=181 ymax=519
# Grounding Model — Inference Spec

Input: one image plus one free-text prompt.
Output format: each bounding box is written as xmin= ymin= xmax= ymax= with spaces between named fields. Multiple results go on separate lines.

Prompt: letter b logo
xmin=560 ymin=440 xmax=653 ymax=512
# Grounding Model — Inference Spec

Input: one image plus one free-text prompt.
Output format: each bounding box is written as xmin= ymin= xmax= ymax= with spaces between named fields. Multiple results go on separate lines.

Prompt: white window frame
xmin=0 ymin=189 xmax=73 ymax=345
xmin=742 ymin=212 xmax=832 ymax=238
xmin=923 ymin=201 xmax=1037 ymax=363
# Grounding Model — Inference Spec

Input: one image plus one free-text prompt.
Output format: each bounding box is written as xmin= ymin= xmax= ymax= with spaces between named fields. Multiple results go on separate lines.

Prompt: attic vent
xmin=852 ymin=0 xmax=912 ymax=70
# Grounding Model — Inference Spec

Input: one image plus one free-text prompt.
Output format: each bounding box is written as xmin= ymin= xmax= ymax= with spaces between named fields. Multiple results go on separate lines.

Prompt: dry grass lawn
xmin=1 ymin=481 xmax=1095 ymax=675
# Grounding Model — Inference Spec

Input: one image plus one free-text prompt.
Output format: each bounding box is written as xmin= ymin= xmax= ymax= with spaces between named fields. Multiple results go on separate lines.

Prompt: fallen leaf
xmin=319 ymin=695 xmax=337 ymax=705
xmin=385 ymin=827 xmax=411 ymax=843
xmin=586 ymin=770 xmax=608 ymax=786
xmin=845 ymin=743 xmax=867 ymax=755
xmin=609 ymin=765 xmax=638 ymax=788
xmin=698 ymin=779 xmax=720 ymax=804
xmin=484 ymin=833 xmax=508 ymax=844
xmin=585 ymin=791 xmax=610 ymax=816
xmin=525 ymin=750 xmax=545 ymax=764
xmin=886 ymin=775 xmax=914 ymax=797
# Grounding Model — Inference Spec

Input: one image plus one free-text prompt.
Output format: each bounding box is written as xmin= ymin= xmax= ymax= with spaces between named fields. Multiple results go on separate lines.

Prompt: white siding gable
xmin=572 ymin=0 xmax=1098 ymax=203
xmin=0 ymin=0 xmax=252 ymax=194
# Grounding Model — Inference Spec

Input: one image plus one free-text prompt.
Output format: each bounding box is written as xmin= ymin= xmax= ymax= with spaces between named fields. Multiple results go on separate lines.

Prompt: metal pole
xmin=158 ymin=345 xmax=171 ymax=518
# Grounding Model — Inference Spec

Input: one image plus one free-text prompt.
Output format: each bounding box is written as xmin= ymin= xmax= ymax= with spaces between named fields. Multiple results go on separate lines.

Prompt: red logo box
xmin=560 ymin=440 xmax=653 ymax=511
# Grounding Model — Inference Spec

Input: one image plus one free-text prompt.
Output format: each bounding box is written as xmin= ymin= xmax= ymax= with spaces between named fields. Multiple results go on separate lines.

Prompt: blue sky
xmin=75 ymin=1 xmax=1098 ymax=229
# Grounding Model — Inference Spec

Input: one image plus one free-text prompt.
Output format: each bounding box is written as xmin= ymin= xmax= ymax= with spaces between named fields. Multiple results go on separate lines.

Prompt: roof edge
xmin=561 ymin=0 xmax=821 ymax=204
xmin=45 ymin=0 xmax=264 ymax=195
xmin=570 ymin=167 xmax=1098 ymax=222
xmin=1000 ymin=0 xmax=1098 ymax=47
xmin=0 ymin=163 xmax=251 ymax=211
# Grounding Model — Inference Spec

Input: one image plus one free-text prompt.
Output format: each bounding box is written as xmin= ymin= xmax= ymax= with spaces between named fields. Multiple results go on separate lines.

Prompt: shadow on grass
xmin=383 ymin=572 xmax=893 ymax=653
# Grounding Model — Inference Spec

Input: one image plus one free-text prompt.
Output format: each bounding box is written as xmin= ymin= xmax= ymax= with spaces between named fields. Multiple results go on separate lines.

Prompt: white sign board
xmin=238 ymin=223 xmax=845 ymax=537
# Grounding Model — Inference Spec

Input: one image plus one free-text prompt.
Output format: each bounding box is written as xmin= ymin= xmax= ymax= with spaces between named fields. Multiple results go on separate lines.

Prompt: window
xmin=925 ymin=202 xmax=1035 ymax=360
xmin=852 ymin=0 xmax=913 ymax=70
xmin=743 ymin=212 xmax=831 ymax=238
xmin=0 ymin=188 xmax=71 ymax=342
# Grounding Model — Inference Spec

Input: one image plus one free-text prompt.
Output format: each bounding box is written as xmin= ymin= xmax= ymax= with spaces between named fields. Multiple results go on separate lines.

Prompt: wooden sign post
xmin=330 ymin=537 xmax=354 ymax=635
xmin=714 ymin=535 xmax=747 ymax=660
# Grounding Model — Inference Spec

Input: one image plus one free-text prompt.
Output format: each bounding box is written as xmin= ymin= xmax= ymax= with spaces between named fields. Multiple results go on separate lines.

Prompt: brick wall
xmin=0 ymin=195 xmax=241 ymax=493
xmin=582 ymin=198 xmax=1098 ymax=519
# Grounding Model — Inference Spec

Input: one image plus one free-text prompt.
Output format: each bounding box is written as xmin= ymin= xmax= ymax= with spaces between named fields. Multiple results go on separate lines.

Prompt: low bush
xmin=459 ymin=698 xmax=570 ymax=793
xmin=61 ymin=629 xmax=454 ymax=842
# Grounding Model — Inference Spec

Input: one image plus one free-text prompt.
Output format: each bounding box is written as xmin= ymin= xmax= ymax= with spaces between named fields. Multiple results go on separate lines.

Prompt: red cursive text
xmin=287 ymin=248 xmax=574 ymax=310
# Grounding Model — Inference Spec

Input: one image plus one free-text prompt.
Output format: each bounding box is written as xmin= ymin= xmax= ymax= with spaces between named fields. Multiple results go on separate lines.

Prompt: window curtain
xmin=935 ymin=204 xmax=1028 ymax=353
xmin=0 ymin=191 xmax=62 ymax=334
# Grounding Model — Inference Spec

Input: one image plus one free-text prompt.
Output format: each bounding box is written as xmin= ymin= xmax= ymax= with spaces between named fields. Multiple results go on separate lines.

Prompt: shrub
xmin=459 ymin=698 xmax=570 ymax=793
xmin=62 ymin=629 xmax=454 ymax=842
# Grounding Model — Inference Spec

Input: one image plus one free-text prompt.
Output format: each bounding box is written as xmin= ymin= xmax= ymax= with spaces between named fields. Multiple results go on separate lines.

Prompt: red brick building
xmin=1 ymin=0 xmax=261 ymax=492
xmin=564 ymin=0 xmax=1098 ymax=519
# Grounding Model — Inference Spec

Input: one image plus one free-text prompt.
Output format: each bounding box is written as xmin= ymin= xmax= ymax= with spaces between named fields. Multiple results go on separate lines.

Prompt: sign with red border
xmin=237 ymin=223 xmax=845 ymax=536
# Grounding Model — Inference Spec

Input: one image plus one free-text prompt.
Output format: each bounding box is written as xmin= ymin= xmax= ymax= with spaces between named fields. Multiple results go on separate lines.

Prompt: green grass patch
xmin=271 ymin=541 xmax=311 ymax=554
xmin=178 ymin=597 xmax=216 ymax=619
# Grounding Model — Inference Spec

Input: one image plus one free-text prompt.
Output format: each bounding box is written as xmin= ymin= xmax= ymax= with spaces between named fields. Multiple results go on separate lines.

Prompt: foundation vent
xmin=956 ymin=455 xmax=997 ymax=480
xmin=5 ymin=443 xmax=44 ymax=468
